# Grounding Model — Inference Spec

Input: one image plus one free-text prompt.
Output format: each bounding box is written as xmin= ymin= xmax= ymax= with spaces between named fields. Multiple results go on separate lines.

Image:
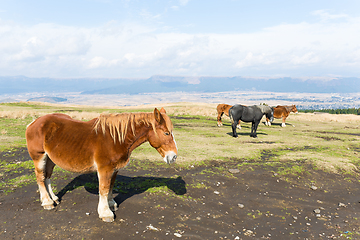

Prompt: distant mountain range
xmin=1 ymin=75 xmax=359 ymax=95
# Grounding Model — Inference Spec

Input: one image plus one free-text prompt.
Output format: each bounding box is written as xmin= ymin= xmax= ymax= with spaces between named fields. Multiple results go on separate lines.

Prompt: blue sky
xmin=0 ymin=0 xmax=359 ymax=79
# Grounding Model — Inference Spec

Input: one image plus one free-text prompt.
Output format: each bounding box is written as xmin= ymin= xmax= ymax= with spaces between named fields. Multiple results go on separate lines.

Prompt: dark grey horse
xmin=229 ymin=104 xmax=274 ymax=138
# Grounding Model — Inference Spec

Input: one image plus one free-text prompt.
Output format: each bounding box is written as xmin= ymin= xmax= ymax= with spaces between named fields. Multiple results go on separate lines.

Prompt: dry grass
xmin=1 ymin=101 xmax=359 ymax=174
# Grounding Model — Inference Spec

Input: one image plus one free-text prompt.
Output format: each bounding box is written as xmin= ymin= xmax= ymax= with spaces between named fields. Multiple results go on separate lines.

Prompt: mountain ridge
xmin=1 ymin=75 xmax=359 ymax=94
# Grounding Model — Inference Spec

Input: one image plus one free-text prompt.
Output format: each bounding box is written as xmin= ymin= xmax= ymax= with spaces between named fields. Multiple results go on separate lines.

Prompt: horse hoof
xmin=102 ymin=217 xmax=114 ymax=223
xmin=110 ymin=205 xmax=118 ymax=211
xmin=54 ymin=200 xmax=60 ymax=205
xmin=43 ymin=205 xmax=55 ymax=210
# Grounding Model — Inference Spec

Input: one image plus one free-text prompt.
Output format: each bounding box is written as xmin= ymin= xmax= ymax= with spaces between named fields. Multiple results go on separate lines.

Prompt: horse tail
xmin=229 ymin=108 xmax=234 ymax=124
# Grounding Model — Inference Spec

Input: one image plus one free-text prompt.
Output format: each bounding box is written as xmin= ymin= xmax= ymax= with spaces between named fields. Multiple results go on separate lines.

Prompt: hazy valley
xmin=1 ymin=75 xmax=360 ymax=109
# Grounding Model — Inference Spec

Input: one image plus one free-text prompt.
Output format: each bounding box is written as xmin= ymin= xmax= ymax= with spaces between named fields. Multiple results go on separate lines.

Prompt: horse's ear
xmin=160 ymin=107 xmax=166 ymax=114
xmin=154 ymin=108 xmax=164 ymax=123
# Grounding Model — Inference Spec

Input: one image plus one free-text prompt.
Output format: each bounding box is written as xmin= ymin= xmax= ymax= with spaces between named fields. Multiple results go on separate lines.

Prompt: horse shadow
xmin=56 ymin=173 xmax=187 ymax=206
xmin=263 ymin=121 xmax=281 ymax=126
xmin=226 ymin=131 xmax=268 ymax=137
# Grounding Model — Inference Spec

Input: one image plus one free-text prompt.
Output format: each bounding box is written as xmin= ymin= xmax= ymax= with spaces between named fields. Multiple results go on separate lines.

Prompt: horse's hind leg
xmin=217 ymin=112 xmax=223 ymax=127
xmin=32 ymin=153 xmax=56 ymax=210
xmin=231 ymin=121 xmax=239 ymax=138
xmin=44 ymin=156 xmax=59 ymax=205
xmin=236 ymin=120 xmax=241 ymax=129
xmin=282 ymin=117 xmax=286 ymax=127
xmin=108 ymin=171 xmax=118 ymax=211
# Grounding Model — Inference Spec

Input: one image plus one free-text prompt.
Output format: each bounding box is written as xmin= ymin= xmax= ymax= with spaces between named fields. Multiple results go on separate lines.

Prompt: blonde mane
xmin=93 ymin=112 xmax=157 ymax=143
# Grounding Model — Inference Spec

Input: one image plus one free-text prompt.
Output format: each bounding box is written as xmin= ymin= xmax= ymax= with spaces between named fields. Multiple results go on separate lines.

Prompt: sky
xmin=0 ymin=0 xmax=360 ymax=79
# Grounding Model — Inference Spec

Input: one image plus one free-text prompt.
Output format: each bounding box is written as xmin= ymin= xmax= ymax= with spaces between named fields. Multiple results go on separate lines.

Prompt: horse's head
xmin=267 ymin=106 xmax=275 ymax=123
xmin=148 ymin=108 xmax=178 ymax=164
xmin=292 ymin=105 xmax=298 ymax=114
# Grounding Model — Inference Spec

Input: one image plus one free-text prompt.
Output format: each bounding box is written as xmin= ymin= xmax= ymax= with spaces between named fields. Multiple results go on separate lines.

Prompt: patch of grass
xmin=0 ymin=117 xmax=30 ymax=151
xmin=0 ymin=102 xmax=54 ymax=109
xmin=0 ymin=174 xmax=36 ymax=194
xmin=190 ymin=181 xmax=209 ymax=189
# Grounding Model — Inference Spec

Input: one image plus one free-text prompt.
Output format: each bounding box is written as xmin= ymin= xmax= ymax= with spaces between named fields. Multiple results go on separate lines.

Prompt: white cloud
xmin=0 ymin=10 xmax=360 ymax=78
xmin=170 ymin=6 xmax=179 ymax=11
xmin=312 ymin=10 xmax=349 ymax=21
xmin=179 ymin=0 xmax=190 ymax=6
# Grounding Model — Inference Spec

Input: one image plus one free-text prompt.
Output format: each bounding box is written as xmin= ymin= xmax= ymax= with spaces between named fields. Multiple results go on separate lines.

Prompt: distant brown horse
xmin=216 ymin=104 xmax=241 ymax=129
xmin=26 ymin=108 xmax=177 ymax=222
xmin=266 ymin=105 xmax=298 ymax=127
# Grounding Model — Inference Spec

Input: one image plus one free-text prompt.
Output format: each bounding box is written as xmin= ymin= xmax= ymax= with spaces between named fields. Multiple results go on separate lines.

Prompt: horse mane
xmin=283 ymin=105 xmax=295 ymax=113
xmin=255 ymin=105 xmax=272 ymax=113
xmin=93 ymin=112 xmax=157 ymax=143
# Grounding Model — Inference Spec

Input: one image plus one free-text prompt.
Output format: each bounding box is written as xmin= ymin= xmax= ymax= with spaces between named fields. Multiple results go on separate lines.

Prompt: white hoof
xmin=41 ymin=199 xmax=55 ymax=210
xmin=101 ymin=216 xmax=114 ymax=222
xmin=42 ymin=204 xmax=55 ymax=210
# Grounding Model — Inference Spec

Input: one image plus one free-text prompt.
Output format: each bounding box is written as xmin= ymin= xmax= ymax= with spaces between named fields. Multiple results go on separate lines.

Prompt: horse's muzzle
xmin=164 ymin=151 xmax=177 ymax=164
xmin=269 ymin=116 xmax=274 ymax=123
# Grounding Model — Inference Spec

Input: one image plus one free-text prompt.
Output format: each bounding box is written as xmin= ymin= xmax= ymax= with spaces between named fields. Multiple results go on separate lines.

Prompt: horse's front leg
xmin=97 ymin=169 xmax=115 ymax=222
xmin=265 ymin=118 xmax=271 ymax=126
xmin=252 ymin=121 xmax=259 ymax=138
xmin=108 ymin=171 xmax=118 ymax=211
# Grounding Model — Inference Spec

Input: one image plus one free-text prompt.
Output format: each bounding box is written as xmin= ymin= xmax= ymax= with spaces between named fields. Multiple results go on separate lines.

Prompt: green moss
xmin=0 ymin=174 xmax=36 ymax=194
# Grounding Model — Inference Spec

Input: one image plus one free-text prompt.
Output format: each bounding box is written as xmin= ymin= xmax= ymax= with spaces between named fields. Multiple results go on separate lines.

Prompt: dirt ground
xmin=0 ymin=148 xmax=359 ymax=240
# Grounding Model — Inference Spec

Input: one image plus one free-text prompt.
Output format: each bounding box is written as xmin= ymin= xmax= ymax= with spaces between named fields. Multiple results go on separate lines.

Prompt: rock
xmin=174 ymin=233 xmax=182 ymax=238
xmin=147 ymin=224 xmax=159 ymax=231
xmin=214 ymin=191 xmax=220 ymax=195
xmin=338 ymin=202 xmax=346 ymax=207
xmin=238 ymin=204 xmax=245 ymax=209
xmin=314 ymin=209 xmax=321 ymax=214
xmin=310 ymin=185 xmax=318 ymax=191
xmin=244 ymin=230 xmax=254 ymax=236
xmin=229 ymin=169 xmax=240 ymax=174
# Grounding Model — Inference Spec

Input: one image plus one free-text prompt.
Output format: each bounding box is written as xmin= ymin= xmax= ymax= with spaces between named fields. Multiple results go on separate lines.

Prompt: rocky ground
xmin=0 ymin=148 xmax=359 ymax=240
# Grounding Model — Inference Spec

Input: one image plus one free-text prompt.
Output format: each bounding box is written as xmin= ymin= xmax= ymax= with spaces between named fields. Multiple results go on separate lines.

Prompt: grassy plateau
xmin=1 ymin=101 xmax=360 ymax=239
xmin=0 ymin=101 xmax=359 ymax=193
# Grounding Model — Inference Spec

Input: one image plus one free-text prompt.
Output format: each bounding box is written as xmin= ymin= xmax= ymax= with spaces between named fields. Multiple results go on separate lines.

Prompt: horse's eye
xmin=164 ymin=132 xmax=170 ymax=136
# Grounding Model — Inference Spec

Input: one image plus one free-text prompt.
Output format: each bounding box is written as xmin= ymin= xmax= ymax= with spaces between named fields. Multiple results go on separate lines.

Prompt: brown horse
xmin=216 ymin=104 xmax=241 ymax=129
xmin=266 ymin=105 xmax=298 ymax=127
xmin=25 ymin=108 xmax=177 ymax=222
